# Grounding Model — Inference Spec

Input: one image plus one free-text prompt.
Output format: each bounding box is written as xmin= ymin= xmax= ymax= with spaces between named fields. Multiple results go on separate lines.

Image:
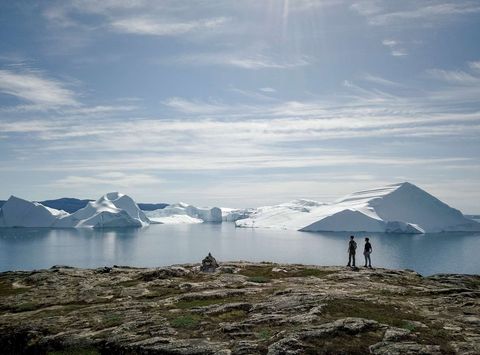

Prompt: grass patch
xmin=247 ymin=276 xmax=271 ymax=283
xmin=92 ymin=313 xmax=124 ymax=330
xmin=117 ymin=279 xmax=141 ymax=287
xmin=215 ymin=310 xmax=247 ymax=322
xmin=257 ymin=329 xmax=272 ymax=341
xmin=323 ymin=298 xmax=458 ymax=353
xmin=303 ymin=332 xmax=383 ymax=354
xmin=12 ymin=302 xmax=38 ymax=313
xmin=175 ymin=298 xmax=226 ymax=309
xmin=141 ymin=286 xmax=182 ymax=299
xmin=323 ymin=299 xmax=421 ymax=328
xmin=47 ymin=347 xmax=100 ymax=355
xmin=239 ymin=265 xmax=334 ymax=281
xmin=170 ymin=314 xmax=202 ymax=329
xmin=402 ymin=321 xmax=417 ymax=331
xmin=0 ymin=279 xmax=29 ymax=297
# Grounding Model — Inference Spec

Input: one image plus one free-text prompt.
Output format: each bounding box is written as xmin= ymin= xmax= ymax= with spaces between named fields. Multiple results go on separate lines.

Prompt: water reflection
xmin=0 ymin=224 xmax=479 ymax=275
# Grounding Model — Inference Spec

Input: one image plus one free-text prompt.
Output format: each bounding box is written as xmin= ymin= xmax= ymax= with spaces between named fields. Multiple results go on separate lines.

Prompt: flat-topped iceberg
xmin=146 ymin=202 xmax=222 ymax=224
xmin=0 ymin=192 xmax=149 ymax=228
xmin=235 ymin=182 xmax=480 ymax=233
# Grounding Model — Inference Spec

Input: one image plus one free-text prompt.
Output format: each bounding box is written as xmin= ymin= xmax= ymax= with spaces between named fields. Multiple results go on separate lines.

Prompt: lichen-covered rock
xmin=0 ymin=262 xmax=478 ymax=354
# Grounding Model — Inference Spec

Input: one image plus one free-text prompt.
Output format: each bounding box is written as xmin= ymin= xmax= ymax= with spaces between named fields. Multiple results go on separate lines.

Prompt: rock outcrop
xmin=0 ymin=263 xmax=479 ymax=354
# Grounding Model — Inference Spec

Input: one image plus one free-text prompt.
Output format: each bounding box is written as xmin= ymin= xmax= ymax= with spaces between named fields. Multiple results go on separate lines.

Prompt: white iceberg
xmin=0 ymin=196 xmax=69 ymax=228
xmin=0 ymin=192 xmax=149 ymax=229
xmin=221 ymin=207 xmax=254 ymax=222
xmin=235 ymin=182 xmax=480 ymax=233
xmin=145 ymin=202 xmax=222 ymax=224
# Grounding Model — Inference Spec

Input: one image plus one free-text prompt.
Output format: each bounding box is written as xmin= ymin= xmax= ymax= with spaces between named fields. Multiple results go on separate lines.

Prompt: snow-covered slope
xmin=0 ymin=192 xmax=149 ymax=229
xmin=236 ymin=183 xmax=480 ymax=233
xmin=145 ymin=203 xmax=222 ymax=224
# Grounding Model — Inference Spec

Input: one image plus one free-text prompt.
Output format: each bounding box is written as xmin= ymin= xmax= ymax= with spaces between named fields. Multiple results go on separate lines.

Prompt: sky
xmin=0 ymin=0 xmax=479 ymax=212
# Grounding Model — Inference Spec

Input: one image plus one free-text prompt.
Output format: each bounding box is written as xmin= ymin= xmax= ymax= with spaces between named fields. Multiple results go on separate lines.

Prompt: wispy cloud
xmin=0 ymin=69 xmax=78 ymax=108
xmin=382 ymin=39 xmax=407 ymax=57
xmin=110 ymin=17 xmax=228 ymax=36
xmin=177 ymin=53 xmax=310 ymax=69
xmin=427 ymin=68 xmax=480 ymax=85
xmin=53 ymin=172 xmax=163 ymax=188
xmin=353 ymin=2 xmax=480 ymax=26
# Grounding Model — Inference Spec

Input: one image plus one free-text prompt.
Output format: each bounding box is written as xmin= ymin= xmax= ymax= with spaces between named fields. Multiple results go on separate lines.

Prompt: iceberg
xmin=235 ymin=182 xmax=480 ymax=233
xmin=145 ymin=202 xmax=222 ymax=224
xmin=0 ymin=192 xmax=149 ymax=229
xmin=0 ymin=196 xmax=69 ymax=228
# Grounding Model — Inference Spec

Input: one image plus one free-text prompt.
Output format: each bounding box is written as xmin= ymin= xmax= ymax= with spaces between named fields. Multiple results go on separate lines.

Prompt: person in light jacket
xmin=363 ymin=237 xmax=373 ymax=268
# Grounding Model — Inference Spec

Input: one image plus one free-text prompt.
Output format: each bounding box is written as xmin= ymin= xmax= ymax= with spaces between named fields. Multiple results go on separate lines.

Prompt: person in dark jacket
xmin=347 ymin=235 xmax=357 ymax=267
xmin=363 ymin=237 xmax=373 ymax=268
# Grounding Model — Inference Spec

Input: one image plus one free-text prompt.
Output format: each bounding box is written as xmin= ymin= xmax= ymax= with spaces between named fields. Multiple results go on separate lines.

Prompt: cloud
xmin=354 ymin=2 xmax=480 ymax=26
xmin=469 ymin=61 xmax=480 ymax=71
xmin=177 ymin=53 xmax=310 ymax=69
xmin=259 ymin=87 xmax=276 ymax=93
xmin=0 ymin=69 xmax=78 ymax=108
xmin=382 ymin=39 xmax=407 ymax=57
xmin=54 ymin=172 xmax=163 ymax=188
xmin=427 ymin=68 xmax=480 ymax=85
xmin=110 ymin=17 xmax=228 ymax=36
xmin=162 ymin=97 xmax=229 ymax=114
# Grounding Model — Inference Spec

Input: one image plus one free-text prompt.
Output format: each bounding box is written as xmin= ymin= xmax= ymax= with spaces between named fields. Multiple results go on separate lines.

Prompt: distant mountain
xmin=137 ymin=203 xmax=169 ymax=211
xmin=236 ymin=182 xmax=480 ymax=233
xmin=40 ymin=198 xmax=93 ymax=213
xmin=0 ymin=198 xmax=169 ymax=213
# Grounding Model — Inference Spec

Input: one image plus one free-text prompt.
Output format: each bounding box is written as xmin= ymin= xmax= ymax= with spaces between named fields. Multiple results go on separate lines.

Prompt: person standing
xmin=347 ymin=235 xmax=357 ymax=267
xmin=364 ymin=237 xmax=373 ymax=268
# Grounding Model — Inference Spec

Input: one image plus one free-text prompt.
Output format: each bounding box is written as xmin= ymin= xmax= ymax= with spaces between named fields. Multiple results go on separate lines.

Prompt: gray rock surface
xmin=0 ymin=262 xmax=478 ymax=354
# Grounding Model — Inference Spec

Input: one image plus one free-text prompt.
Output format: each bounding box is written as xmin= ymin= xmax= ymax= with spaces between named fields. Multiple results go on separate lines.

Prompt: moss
xmin=323 ymin=299 xmax=422 ymax=328
xmin=215 ymin=310 xmax=247 ymax=321
xmin=247 ymin=276 xmax=271 ymax=284
xmin=257 ymin=329 xmax=272 ymax=341
xmin=12 ymin=302 xmax=39 ymax=313
xmin=175 ymin=298 xmax=226 ymax=309
xmin=0 ymin=279 xmax=29 ymax=297
xmin=116 ymin=279 xmax=141 ymax=287
xmin=239 ymin=265 xmax=333 ymax=281
xmin=170 ymin=314 xmax=202 ymax=329
xmin=92 ymin=313 xmax=124 ymax=330
xmin=303 ymin=331 xmax=384 ymax=354
xmin=47 ymin=347 xmax=100 ymax=355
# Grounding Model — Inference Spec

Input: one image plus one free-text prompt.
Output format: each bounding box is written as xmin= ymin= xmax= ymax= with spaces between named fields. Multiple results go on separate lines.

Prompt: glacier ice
xmin=235 ymin=182 xmax=480 ymax=233
xmin=0 ymin=192 xmax=149 ymax=229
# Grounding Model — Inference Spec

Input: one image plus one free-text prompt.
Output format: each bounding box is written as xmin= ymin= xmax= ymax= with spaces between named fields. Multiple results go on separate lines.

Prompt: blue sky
xmin=0 ymin=0 xmax=479 ymax=212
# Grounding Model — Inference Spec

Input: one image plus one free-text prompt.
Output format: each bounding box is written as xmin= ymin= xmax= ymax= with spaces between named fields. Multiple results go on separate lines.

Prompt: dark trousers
xmin=348 ymin=252 xmax=355 ymax=267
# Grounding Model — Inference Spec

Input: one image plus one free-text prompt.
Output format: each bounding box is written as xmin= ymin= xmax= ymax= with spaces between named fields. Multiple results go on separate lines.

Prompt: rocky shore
xmin=0 ymin=262 xmax=479 ymax=354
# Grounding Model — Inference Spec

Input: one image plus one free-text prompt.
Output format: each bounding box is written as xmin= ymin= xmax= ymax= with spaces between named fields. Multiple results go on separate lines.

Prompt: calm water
xmin=1 ymin=223 xmax=479 ymax=276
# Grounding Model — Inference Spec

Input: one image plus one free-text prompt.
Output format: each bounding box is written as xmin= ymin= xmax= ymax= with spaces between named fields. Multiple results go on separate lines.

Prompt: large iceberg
xmin=145 ymin=202 xmax=223 ymax=224
xmin=235 ymin=182 xmax=480 ymax=233
xmin=0 ymin=192 xmax=149 ymax=228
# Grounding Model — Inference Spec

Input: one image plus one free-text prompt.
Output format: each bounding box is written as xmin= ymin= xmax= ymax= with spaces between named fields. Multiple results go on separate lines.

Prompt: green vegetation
xmin=0 ymin=279 xmax=29 ymax=297
xmin=175 ymin=298 xmax=226 ymax=309
xmin=323 ymin=299 xmax=421 ymax=328
xmin=215 ymin=310 xmax=247 ymax=321
xmin=117 ymin=279 xmax=141 ymax=287
xmin=239 ymin=265 xmax=333 ymax=281
xmin=170 ymin=314 xmax=201 ymax=329
xmin=47 ymin=347 xmax=100 ymax=355
xmin=13 ymin=302 xmax=38 ymax=313
xmin=257 ymin=329 xmax=272 ymax=340
xmin=247 ymin=276 xmax=271 ymax=283
xmin=93 ymin=313 xmax=124 ymax=330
